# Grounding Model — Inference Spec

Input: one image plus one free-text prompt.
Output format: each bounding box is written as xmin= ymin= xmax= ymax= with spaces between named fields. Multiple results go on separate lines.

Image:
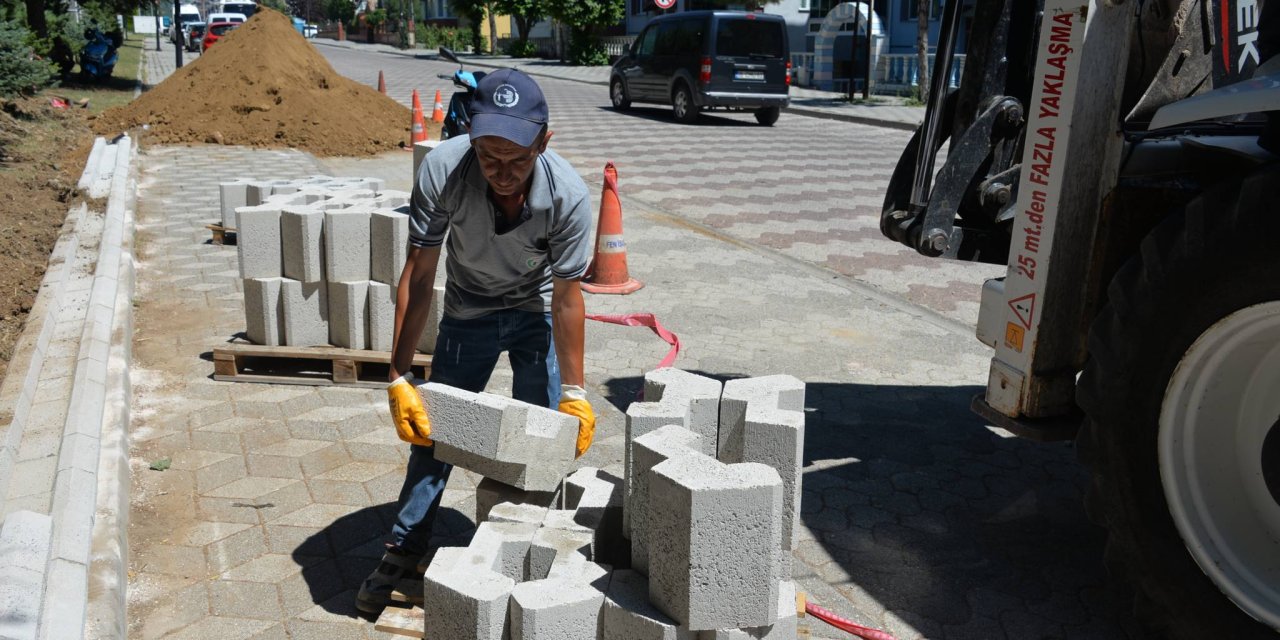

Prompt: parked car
xmin=216 ymin=2 xmax=256 ymax=19
xmin=202 ymin=21 xmax=239 ymax=52
xmin=610 ymin=11 xmax=791 ymax=125
xmin=185 ymin=21 xmax=206 ymax=52
xmin=303 ymin=24 xmax=318 ymax=38
xmin=170 ymin=3 xmax=200 ymax=43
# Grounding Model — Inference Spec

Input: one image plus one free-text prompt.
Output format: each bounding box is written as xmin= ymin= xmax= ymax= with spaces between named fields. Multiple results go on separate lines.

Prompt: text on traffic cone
xmin=582 ymin=162 xmax=643 ymax=295
xmin=431 ymin=89 xmax=446 ymax=124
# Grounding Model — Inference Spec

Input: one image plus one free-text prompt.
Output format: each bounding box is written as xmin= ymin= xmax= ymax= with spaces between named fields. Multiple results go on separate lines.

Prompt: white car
xmin=303 ymin=24 xmax=318 ymax=38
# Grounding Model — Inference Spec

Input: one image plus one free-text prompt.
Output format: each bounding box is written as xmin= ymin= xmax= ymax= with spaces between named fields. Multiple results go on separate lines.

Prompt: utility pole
xmin=863 ymin=3 xmax=872 ymax=99
xmin=155 ymin=1 xmax=161 ymax=51
xmin=849 ymin=5 xmax=859 ymax=101
xmin=174 ymin=0 xmax=184 ymax=67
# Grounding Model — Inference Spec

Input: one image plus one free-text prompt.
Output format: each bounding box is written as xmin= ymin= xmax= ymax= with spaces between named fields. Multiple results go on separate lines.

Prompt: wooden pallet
xmin=206 ymin=223 xmax=236 ymax=245
xmin=212 ymin=343 xmax=431 ymax=388
xmin=374 ymin=578 xmax=426 ymax=638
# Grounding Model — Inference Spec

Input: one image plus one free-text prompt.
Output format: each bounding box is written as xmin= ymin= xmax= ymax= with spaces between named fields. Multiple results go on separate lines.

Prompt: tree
xmin=915 ymin=0 xmax=929 ymax=103
xmin=324 ymin=0 xmax=354 ymax=24
xmin=544 ymin=0 xmax=621 ymax=65
xmin=449 ymin=0 xmax=485 ymax=52
xmin=260 ymin=0 xmax=289 ymax=13
xmin=494 ymin=0 xmax=540 ymax=44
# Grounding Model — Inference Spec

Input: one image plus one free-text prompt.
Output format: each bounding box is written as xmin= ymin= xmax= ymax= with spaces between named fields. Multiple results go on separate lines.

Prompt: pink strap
xmin=585 ymin=312 xmax=681 ymax=369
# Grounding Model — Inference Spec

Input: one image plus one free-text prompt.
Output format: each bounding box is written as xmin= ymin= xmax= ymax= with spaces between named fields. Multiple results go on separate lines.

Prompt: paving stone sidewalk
xmin=126 ymin=38 xmax=1135 ymax=640
xmin=310 ymin=38 xmax=925 ymax=130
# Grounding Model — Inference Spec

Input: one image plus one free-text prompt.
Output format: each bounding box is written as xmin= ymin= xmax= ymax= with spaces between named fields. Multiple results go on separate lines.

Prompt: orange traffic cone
xmin=582 ymin=162 xmax=643 ymax=295
xmin=377 ymin=70 xmax=387 ymax=95
xmin=407 ymin=89 xmax=428 ymax=150
xmin=431 ymin=89 xmax=446 ymax=123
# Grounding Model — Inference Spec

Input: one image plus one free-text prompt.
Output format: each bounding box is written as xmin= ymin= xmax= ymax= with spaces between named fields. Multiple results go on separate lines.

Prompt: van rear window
xmin=715 ymin=19 xmax=784 ymax=58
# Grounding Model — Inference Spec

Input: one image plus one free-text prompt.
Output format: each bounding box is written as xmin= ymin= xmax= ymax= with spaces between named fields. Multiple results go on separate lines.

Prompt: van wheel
xmin=672 ymin=84 xmax=699 ymax=124
xmin=611 ymin=78 xmax=631 ymax=110
xmin=755 ymin=107 xmax=780 ymax=126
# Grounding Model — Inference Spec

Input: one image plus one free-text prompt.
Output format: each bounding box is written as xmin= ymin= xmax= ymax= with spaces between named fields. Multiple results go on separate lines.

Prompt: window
xmin=636 ymin=25 xmax=659 ymax=55
xmin=715 ymin=18 xmax=784 ymax=58
xmin=901 ymin=0 xmax=945 ymax=21
xmin=654 ymin=18 xmax=702 ymax=55
xmin=799 ymin=0 xmax=810 ymax=10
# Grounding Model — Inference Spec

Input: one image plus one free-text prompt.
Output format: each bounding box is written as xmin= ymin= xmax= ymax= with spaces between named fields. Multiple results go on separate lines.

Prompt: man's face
xmin=472 ymin=131 xmax=550 ymax=197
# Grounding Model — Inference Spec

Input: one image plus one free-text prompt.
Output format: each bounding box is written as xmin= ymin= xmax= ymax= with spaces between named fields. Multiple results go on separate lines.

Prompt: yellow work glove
xmin=388 ymin=373 xmax=432 ymax=446
xmin=559 ymin=384 xmax=596 ymax=458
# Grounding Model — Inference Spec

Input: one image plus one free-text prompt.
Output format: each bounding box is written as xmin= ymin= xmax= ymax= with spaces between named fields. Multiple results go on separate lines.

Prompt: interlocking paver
xmin=208 ymin=579 xmax=285 ymax=619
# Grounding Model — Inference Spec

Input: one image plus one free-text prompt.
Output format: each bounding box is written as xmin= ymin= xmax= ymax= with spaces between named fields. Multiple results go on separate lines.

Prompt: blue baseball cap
xmin=469 ymin=68 xmax=549 ymax=148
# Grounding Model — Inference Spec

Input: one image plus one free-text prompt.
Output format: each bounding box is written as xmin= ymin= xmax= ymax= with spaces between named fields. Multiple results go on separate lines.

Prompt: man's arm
xmin=389 ymin=246 xmax=442 ymax=381
xmin=550 ymin=277 xmax=586 ymax=387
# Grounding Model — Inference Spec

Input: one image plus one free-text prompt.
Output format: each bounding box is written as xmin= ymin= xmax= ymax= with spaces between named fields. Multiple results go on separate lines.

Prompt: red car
xmin=202 ymin=21 xmax=239 ymax=52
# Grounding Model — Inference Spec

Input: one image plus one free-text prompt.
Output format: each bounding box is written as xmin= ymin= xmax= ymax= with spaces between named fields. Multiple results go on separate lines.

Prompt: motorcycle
xmin=437 ymin=46 xmax=486 ymax=140
xmin=79 ymin=28 xmax=119 ymax=82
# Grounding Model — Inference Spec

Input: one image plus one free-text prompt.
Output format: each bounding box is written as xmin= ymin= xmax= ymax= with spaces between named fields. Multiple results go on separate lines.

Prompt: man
xmin=356 ymin=69 xmax=597 ymax=613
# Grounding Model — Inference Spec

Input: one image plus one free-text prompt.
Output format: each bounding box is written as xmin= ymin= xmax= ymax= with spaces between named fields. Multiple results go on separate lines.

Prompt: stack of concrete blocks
xmin=225 ymin=176 xmax=449 ymax=353
xmin=424 ymin=501 xmax=613 ymax=640
xmin=618 ymin=369 xmax=806 ymax=639
xmin=422 ymin=382 xmax=580 ymax=492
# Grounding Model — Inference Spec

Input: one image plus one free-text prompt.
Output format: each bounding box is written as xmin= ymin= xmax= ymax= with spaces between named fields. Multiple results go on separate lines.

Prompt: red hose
xmin=805 ymin=602 xmax=898 ymax=640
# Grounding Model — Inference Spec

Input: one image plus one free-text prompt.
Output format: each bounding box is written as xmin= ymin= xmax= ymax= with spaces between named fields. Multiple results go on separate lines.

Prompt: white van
xmin=216 ymin=2 xmax=257 ymax=19
xmin=208 ymin=12 xmax=247 ymax=24
xmin=171 ymin=3 xmax=201 ymax=43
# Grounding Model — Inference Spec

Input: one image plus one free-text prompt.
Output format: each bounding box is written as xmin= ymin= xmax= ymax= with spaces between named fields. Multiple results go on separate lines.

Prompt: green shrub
xmin=0 ymin=21 xmax=56 ymax=97
xmin=567 ymin=29 xmax=606 ymax=66
xmin=417 ymin=24 xmax=466 ymax=50
xmin=503 ymin=38 xmax=538 ymax=58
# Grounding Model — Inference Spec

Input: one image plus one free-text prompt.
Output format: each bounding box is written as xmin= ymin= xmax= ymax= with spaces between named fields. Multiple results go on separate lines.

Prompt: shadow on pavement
xmin=602 ymin=372 xmax=1138 ymax=638
xmin=596 ymin=105 xmax=764 ymax=127
xmin=291 ymin=502 xmax=475 ymax=619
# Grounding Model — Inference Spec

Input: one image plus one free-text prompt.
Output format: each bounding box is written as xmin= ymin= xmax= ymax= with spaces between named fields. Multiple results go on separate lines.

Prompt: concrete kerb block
xmin=646 ymin=453 xmax=783 ymax=630
xmin=602 ymin=570 xmax=697 ymax=640
xmin=564 ymin=467 xmax=626 ymax=566
xmin=417 ymin=284 xmax=446 ymax=354
xmin=281 ymin=278 xmax=329 ymax=346
xmin=243 ymin=277 xmax=284 ymax=346
xmin=696 ymin=582 xmax=798 ymax=640
xmin=476 ymin=477 xmax=556 ymax=524
xmin=423 ymin=546 xmax=516 ymax=640
xmin=0 ymin=510 xmax=53 ymax=640
xmin=413 ymin=139 xmax=442 ymax=178
xmin=718 ymin=375 xmax=805 ymax=553
xmin=281 ymin=206 xmax=325 ymax=283
xmin=323 ymin=209 xmax=372 ymax=282
xmin=488 ymin=502 xmax=550 ymax=526
xmin=509 ymin=578 xmax=606 ymax=640
xmin=218 ymin=179 xmax=253 ymax=228
xmin=424 ymin=383 xmax=578 ymax=491
xmin=369 ymin=210 xmax=409 ymax=286
xmin=527 ymin=523 xmax=593 ymax=581
xmin=627 ymin=425 xmax=702 ymax=574
xmin=469 ymin=520 xmax=541 ymax=582
xmin=367 ymin=281 xmax=394 ymax=352
xmin=626 ymin=369 xmax=723 ymax=505
xmin=327 ymin=281 xmax=369 ymax=349
xmin=235 ymin=204 xmax=283 ymax=279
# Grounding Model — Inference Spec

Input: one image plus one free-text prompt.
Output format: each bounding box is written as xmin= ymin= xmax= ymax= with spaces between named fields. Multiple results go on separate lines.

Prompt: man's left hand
xmin=558 ymin=384 xmax=596 ymax=458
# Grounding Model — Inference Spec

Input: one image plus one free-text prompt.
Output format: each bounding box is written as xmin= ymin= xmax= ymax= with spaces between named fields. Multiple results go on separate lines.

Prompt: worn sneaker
xmin=355 ymin=544 xmax=424 ymax=613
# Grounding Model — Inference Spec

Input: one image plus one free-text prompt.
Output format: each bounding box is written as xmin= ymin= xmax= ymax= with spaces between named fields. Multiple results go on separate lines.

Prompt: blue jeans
xmin=390 ymin=309 xmax=561 ymax=556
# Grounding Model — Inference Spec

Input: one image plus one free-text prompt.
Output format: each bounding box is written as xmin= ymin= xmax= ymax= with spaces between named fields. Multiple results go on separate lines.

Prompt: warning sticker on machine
xmin=992 ymin=0 xmax=1087 ymax=379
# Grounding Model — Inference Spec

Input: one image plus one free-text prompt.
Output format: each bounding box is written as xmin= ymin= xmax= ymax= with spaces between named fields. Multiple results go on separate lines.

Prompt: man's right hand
xmin=388 ymin=374 xmax=432 ymax=446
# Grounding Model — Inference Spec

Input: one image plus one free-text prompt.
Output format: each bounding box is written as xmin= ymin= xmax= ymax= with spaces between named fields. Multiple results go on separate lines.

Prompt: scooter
xmin=79 ymin=28 xmax=119 ymax=82
xmin=437 ymin=46 xmax=486 ymax=140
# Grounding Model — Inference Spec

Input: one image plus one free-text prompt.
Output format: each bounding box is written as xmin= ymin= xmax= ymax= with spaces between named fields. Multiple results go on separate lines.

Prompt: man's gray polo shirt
xmin=409 ymin=136 xmax=593 ymax=320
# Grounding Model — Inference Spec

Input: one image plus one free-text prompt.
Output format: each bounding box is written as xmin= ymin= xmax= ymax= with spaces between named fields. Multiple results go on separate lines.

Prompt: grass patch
xmin=43 ymin=33 xmax=146 ymax=113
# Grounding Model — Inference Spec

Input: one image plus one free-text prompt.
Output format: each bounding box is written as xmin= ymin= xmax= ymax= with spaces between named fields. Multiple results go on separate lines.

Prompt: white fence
xmin=792 ymin=51 xmax=966 ymax=94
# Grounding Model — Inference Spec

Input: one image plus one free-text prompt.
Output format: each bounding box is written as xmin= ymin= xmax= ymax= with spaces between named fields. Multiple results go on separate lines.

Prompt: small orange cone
xmin=431 ymin=89 xmax=446 ymax=124
xmin=377 ymin=70 xmax=387 ymax=95
xmin=582 ymin=162 xmax=643 ymax=295
xmin=408 ymin=90 xmax=428 ymax=150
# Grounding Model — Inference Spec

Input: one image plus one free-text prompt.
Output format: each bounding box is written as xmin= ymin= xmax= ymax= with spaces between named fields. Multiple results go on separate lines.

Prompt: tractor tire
xmin=1076 ymin=163 xmax=1280 ymax=639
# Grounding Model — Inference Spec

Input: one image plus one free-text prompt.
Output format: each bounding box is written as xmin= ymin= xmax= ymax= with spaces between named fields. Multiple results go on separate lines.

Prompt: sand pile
xmin=95 ymin=9 xmax=411 ymax=156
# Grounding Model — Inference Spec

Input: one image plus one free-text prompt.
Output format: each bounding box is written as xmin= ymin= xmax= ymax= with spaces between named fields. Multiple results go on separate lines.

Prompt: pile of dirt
xmin=0 ymin=98 xmax=93 ymax=384
xmin=94 ymin=9 xmax=410 ymax=156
